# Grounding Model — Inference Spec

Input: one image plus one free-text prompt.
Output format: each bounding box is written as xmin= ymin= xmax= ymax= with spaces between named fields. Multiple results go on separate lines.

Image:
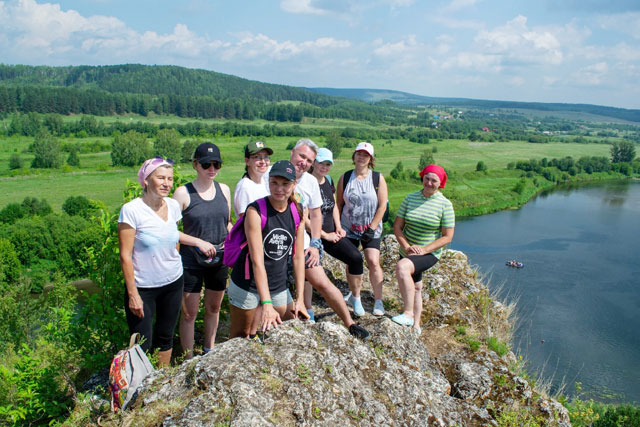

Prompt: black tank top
xmin=231 ymin=198 xmax=296 ymax=294
xmin=318 ymin=178 xmax=336 ymax=233
xmin=179 ymin=181 xmax=229 ymax=269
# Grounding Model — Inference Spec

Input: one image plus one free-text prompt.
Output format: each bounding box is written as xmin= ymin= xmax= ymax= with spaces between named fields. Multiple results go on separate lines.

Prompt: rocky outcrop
xmin=118 ymin=236 xmax=569 ymax=426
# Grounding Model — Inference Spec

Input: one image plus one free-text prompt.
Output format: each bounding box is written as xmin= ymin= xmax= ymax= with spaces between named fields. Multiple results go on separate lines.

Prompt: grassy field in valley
xmin=0 ymin=132 xmax=618 ymax=215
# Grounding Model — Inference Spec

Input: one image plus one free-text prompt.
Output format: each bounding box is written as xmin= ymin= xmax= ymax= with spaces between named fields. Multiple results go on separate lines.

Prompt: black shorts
xmin=402 ymin=253 xmax=438 ymax=283
xmin=348 ymin=237 xmax=381 ymax=251
xmin=183 ymin=266 xmax=228 ymax=293
xmin=322 ymin=237 xmax=364 ymax=275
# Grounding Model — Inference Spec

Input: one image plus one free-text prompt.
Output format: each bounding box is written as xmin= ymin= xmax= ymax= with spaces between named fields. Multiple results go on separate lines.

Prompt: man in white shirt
xmin=289 ymin=139 xmax=370 ymax=340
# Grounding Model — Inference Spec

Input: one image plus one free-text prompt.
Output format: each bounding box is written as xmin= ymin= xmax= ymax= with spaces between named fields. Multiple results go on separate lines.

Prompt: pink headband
xmin=419 ymin=164 xmax=447 ymax=188
xmin=138 ymin=157 xmax=173 ymax=187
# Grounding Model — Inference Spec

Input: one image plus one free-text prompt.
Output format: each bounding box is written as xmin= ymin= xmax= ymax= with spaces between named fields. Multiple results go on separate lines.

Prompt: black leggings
xmin=322 ymin=237 xmax=364 ymax=275
xmin=403 ymin=254 xmax=438 ymax=282
xmin=124 ymin=276 xmax=184 ymax=352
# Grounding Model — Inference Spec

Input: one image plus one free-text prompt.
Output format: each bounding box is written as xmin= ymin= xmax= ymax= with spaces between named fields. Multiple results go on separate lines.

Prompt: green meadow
xmin=1 ymin=131 xmax=616 ymax=218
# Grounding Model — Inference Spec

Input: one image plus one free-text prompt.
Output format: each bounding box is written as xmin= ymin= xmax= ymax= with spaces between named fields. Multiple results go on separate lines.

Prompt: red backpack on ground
xmin=223 ymin=197 xmax=301 ymax=279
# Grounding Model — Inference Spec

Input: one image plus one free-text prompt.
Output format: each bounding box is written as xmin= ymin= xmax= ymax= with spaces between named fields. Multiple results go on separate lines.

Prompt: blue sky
xmin=1 ymin=0 xmax=639 ymax=109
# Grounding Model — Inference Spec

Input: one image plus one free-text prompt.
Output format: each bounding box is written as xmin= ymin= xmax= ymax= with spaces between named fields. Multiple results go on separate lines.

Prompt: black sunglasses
xmin=200 ymin=161 xmax=222 ymax=170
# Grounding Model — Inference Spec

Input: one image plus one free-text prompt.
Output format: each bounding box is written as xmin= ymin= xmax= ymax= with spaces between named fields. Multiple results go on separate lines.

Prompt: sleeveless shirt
xmin=340 ymin=170 xmax=382 ymax=239
xmin=179 ymin=181 xmax=229 ymax=269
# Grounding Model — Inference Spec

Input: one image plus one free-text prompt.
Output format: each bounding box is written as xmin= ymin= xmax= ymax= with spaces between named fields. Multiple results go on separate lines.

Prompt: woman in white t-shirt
xmin=233 ymin=141 xmax=273 ymax=218
xmin=118 ymin=157 xmax=183 ymax=367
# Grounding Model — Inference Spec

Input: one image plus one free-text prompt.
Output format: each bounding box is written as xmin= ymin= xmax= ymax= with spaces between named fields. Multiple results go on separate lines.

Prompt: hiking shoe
xmin=373 ymin=299 xmax=385 ymax=316
xmin=349 ymin=324 xmax=371 ymax=341
xmin=412 ymin=326 xmax=422 ymax=335
xmin=350 ymin=295 xmax=365 ymax=317
xmin=344 ymin=291 xmax=352 ymax=303
xmin=307 ymin=308 xmax=315 ymax=322
xmin=391 ymin=313 xmax=414 ymax=327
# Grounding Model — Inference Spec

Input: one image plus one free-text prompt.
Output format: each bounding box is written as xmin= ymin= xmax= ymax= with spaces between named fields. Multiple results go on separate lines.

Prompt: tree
xmin=610 ymin=141 xmax=636 ymax=163
xmin=418 ymin=149 xmax=435 ymax=171
xmin=476 ymin=161 xmax=488 ymax=172
xmin=153 ymin=128 xmax=181 ymax=161
xmin=62 ymin=195 xmax=94 ymax=218
xmin=111 ymin=130 xmax=150 ymax=166
xmin=181 ymin=139 xmax=200 ymax=163
xmin=324 ymin=130 xmax=342 ymax=159
xmin=31 ymin=130 xmax=62 ymax=168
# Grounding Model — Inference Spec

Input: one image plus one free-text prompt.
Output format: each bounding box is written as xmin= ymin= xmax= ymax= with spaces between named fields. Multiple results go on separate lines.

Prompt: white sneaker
xmin=373 ymin=299 xmax=385 ymax=316
xmin=344 ymin=291 xmax=352 ymax=303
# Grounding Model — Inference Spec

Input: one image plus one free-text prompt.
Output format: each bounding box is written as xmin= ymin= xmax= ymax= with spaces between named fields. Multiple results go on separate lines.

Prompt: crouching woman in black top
xmin=228 ymin=161 xmax=309 ymax=338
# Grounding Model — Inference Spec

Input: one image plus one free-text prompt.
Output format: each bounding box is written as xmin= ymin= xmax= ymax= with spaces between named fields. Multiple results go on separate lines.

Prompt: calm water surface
xmin=449 ymin=180 xmax=640 ymax=403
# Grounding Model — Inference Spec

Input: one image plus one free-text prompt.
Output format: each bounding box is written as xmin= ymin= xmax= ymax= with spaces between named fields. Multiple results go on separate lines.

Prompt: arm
xmin=304 ymin=206 xmax=322 ymax=267
xmin=393 ymin=216 xmax=411 ymax=253
xmin=336 ymin=174 xmax=345 ymax=218
xmin=370 ymin=174 xmax=388 ymax=230
xmin=422 ymin=227 xmax=454 ymax=255
xmin=321 ymin=202 xmax=344 ymax=242
xmin=220 ymin=183 xmax=233 ymax=233
xmin=245 ymin=207 xmax=282 ymax=331
xmin=292 ymin=218 xmax=309 ymax=320
xmin=174 ymin=185 xmax=215 ymax=256
xmin=118 ymin=223 xmax=144 ymax=318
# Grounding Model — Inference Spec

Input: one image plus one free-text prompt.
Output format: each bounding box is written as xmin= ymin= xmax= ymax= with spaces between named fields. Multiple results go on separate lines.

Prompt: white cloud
xmin=440 ymin=52 xmax=501 ymax=71
xmin=279 ymin=0 xmax=328 ymax=15
xmin=599 ymin=12 xmax=640 ymax=39
xmin=441 ymin=0 xmax=481 ymax=13
xmin=507 ymin=76 xmax=525 ymax=86
xmin=475 ymin=15 xmax=564 ymax=65
xmin=571 ymin=62 xmax=609 ymax=86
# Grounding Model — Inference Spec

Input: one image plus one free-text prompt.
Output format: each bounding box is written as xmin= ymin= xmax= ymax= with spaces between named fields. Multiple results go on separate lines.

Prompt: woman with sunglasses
xmin=233 ymin=141 xmax=273 ymax=219
xmin=118 ymin=157 xmax=183 ymax=366
xmin=173 ymin=143 xmax=232 ymax=358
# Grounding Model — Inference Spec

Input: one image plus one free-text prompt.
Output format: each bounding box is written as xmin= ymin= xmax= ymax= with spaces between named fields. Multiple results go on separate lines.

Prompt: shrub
xmin=62 ymin=195 xmax=94 ymax=218
xmin=476 ymin=161 xmax=488 ymax=172
xmin=66 ymin=147 xmax=80 ymax=166
xmin=111 ymin=130 xmax=150 ymax=167
xmin=0 ymin=203 xmax=25 ymax=224
xmin=418 ymin=149 xmax=435 ymax=170
xmin=153 ymin=128 xmax=181 ymax=161
xmin=610 ymin=141 xmax=636 ymax=163
xmin=20 ymin=197 xmax=52 ymax=217
xmin=324 ymin=130 xmax=342 ymax=159
xmin=31 ymin=130 xmax=62 ymax=169
xmin=8 ymin=153 xmax=23 ymax=170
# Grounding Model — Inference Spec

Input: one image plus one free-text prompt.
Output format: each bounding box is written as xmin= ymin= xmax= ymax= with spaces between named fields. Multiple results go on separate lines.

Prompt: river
xmin=449 ymin=179 xmax=640 ymax=403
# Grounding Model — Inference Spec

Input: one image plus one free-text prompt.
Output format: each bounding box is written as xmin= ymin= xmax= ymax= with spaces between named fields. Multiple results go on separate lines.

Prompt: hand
xmin=293 ymin=300 xmax=310 ymax=320
xmin=128 ymin=292 xmax=144 ymax=318
xmin=407 ymin=245 xmax=425 ymax=255
xmin=261 ymin=304 xmax=283 ymax=332
xmin=336 ymin=227 xmax=346 ymax=239
xmin=197 ymin=239 xmax=215 ymax=257
xmin=304 ymin=247 xmax=320 ymax=268
xmin=324 ymin=232 xmax=341 ymax=243
xmin=361 ymin=227 xmax=376 ymax=243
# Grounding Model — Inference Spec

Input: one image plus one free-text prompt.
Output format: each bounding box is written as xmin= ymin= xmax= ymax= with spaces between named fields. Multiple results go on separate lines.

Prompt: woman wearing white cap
xmin=310 ymin=148 xmax=365 ymax=320
xmin=118 ymin=157 xmax=183 ymax=366
xmin=336 ymin=142 xmax=388 ymax=317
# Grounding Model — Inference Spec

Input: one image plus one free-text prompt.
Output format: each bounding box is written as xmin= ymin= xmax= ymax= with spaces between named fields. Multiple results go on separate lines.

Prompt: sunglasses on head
xmin=200 ymin=161 xmax=222 ymax=169
xmin=142 ymin=156 xmax=174 ymax=174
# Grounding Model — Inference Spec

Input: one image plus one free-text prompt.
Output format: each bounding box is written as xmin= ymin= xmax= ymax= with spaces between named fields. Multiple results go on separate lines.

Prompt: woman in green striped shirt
xmin=392 ymin=165 xmax=455 ymax=334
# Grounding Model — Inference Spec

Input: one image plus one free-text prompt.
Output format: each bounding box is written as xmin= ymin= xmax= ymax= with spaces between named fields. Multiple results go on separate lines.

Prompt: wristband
xmin=309 ymin=238 xmax=323 ymax=250
xmin=261 ymin=300 xmax=273 ymax=305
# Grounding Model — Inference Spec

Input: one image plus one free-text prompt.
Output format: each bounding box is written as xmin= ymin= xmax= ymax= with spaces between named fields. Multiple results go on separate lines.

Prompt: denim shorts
xmin=227 ymin=278 xmax=292 ymax=310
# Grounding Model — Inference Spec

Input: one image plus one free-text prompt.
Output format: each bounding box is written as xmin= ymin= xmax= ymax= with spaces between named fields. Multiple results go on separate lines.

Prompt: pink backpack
xmin=223 ymin=197 xmax=301 ymax=279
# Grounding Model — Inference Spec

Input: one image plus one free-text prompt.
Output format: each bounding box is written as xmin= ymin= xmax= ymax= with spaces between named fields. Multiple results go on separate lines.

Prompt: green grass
xmin=0 ymin=131 xmax=623 ymax=213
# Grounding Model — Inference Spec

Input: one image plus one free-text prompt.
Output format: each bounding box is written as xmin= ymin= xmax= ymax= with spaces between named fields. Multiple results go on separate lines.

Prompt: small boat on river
xmin=506 ymin=260 xmax=524 ymax=268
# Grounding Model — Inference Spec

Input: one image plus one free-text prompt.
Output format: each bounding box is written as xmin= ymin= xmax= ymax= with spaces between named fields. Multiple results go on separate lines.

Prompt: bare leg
xmin=203 ymin=289 xmax=225 ymax=349
xmin=179 ymin=292 xmax=201 ymax=359
xmin=229 ymin=305 xmax=257 ymax=339
xmin=395 ymin=258 xmax=416 ymax=319
xmin=249 ymin=305 xmax=262 ymax=335
xmin=413 ymin=280 xmax=423 ymax=329
xmin=346 ymin=271 xmax=363 ymax=298
xmin=304 ymin=281 xmax=313 ymax=309
xmin=364 ymin=248 xmax=384 ymax=300
xmin=306 ymin=266 xmax=354 ymax=328
xmin=157 ymin=349 xmax=172 ymax=367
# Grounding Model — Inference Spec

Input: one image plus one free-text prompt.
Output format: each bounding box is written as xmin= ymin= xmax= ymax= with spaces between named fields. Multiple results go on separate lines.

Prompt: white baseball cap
xmin=355 ymin=141 xmax=374 ymax=157
xmin=316 ymin=147 xmax=333 ymax=164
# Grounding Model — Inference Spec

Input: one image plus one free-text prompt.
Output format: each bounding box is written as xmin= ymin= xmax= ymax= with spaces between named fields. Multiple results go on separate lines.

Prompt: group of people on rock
xmin=117 ymin=138 xmax=455 ymax=365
